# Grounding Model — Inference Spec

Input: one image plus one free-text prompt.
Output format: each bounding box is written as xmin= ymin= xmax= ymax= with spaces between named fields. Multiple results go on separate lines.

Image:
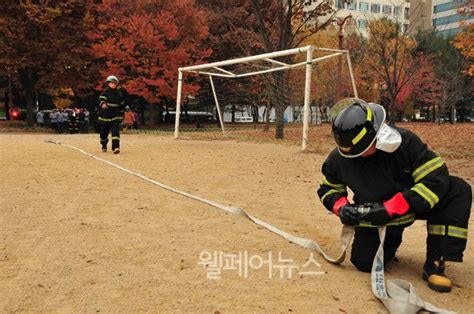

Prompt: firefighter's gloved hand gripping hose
xmin=45 ymin=139 xmax=455 ymax=314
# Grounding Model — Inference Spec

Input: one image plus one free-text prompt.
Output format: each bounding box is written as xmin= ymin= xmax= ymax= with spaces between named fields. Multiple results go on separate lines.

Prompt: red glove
xmin=383 ymin=192 xmax=410 ymax=217
xmin=332 ymin=196 xmax=349 ymax=216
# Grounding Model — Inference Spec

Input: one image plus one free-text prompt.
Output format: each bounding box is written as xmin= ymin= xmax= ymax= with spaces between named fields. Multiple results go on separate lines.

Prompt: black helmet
xmin=331 ymin=98 xmax=386 ymax=158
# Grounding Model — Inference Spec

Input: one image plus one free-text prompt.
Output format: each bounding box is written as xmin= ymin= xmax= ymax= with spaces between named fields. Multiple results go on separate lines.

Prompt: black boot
xmin=423 ymin=259 xmax=452 ymax=292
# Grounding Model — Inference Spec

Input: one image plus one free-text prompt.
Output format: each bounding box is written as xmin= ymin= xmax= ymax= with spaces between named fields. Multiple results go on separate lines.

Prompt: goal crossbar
xmin=187 ymin=52 xmax=343 ymax=79
xmin=180 ymin=46 xmax=312 ymax=72
xmin=175 ymin=45 xmax=358 ymax=150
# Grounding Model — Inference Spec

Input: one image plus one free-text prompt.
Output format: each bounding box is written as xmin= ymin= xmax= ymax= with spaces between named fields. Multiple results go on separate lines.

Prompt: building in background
xmin=431 ymin=0 xmax=473 ymax=37
xmin=409 ymin=0 xmax=433 ymax=32
xmin=305 ymin=0 xmax=473 ymax=37
xmin=304 ymin=0 xmax=411 ymax=36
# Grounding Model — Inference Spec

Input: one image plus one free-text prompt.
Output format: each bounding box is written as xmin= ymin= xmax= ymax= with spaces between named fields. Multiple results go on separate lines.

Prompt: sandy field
xmin=0 ymin=132 xmax=473 ymax=313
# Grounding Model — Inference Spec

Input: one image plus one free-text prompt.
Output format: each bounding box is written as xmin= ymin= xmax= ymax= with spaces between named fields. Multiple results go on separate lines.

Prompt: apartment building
xmin=409 ymin=0 xmax=433 ymax=32
xmin=304 ymin=0 xmax=411 ymax=36
xmin=431 ymin=0 xmax=473 ymax=37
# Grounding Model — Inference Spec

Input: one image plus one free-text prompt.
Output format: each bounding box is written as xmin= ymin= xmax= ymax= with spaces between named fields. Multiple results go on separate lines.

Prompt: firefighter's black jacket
xmin=98 ymin=87 xmax=124 ymax=122
xmin=317 ymin=127 xmax=450 ymax=216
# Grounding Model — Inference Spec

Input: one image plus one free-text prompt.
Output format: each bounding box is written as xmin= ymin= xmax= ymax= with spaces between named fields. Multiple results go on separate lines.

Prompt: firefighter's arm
xmin=371 ymin=133 xmax=449 ymax=220
xmin=120 ymin=100 xmax=125 ymax=116
xmin=99 ymin=95 xmax=108 ymax=109
xmin=400 ymin=133 xmax=450 ymax=214
xmin=359 ymin=133 xmax=450 ymax=225
xmin=317 ymin=161 xmax=349 ymax=216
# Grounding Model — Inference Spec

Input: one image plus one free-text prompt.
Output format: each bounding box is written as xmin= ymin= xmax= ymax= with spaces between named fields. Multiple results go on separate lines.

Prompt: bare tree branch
xmin=250 ymin=0 xmax=274 ymax=51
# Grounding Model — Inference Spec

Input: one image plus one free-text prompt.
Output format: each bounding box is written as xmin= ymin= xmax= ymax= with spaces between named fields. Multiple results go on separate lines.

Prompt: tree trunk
xmin=157 ymin=105 xmax=163 ymax=127
xmin=5 ymin=91 xmax=10 ymax=120
xmin=149 ymin=103 xmax=155 ymax=127
xmin=19 ymin=68 xmax=35 ymax=127
xmin=252 ymin=104 xmax=258 ymax=130
xmin=271 ymin=71 xmax=288 ymax=139
xmin=6 ymin=72 xmax=13 ymax=120
xmin=274 ymin=104 xmax=284 ymax=139
xmin=385 ymin=94 xmax=398 ymax=125
xmin=165 ymin=103 xmax=170 ymax=123
xmin=263 ymin=105 xmax=270 ymax=131
xmin=320 ymin=105 xmax=327 ymax=122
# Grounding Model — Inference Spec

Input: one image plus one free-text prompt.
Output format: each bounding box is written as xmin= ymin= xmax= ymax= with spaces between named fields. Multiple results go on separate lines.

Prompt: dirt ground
xmin=0 ymin=132 xmax=473 ymax=313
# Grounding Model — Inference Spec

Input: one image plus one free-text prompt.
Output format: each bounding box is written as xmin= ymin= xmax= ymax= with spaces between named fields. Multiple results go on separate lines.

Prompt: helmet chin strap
xmin=375 ymin=123 xmax=402 ymax=153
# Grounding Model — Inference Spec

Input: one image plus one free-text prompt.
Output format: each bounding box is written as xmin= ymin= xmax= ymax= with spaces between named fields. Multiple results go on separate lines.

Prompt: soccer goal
xmin=174 ymin=45 xmax=358 ymax=150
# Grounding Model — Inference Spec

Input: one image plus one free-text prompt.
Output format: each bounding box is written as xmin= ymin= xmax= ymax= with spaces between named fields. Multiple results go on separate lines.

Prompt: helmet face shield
xmin=331 ymin=98 xmax=386 ymax=158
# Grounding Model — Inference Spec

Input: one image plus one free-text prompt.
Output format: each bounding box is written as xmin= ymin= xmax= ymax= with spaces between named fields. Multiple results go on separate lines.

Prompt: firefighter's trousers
xmin=350 ymin=176 xmax=471 ymax=272
xmin=99 ymin=120 xmax=120 ymax=150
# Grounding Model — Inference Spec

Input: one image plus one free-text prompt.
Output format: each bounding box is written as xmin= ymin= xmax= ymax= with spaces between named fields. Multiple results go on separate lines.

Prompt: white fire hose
xmin=45 ymin=140 xmax=454 ymax=313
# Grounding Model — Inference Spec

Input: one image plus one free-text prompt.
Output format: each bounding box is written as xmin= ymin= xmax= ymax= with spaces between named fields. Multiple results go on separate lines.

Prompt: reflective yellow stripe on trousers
xmin=428 ymin=224 xmax=468 ymax=239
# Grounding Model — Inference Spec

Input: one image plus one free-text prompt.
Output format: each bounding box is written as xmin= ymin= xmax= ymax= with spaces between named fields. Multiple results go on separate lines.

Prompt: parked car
xmin=165 ymin=111 xmax=215 ymax=123
xmin=235 ymin=116 xmax=253 ymax=123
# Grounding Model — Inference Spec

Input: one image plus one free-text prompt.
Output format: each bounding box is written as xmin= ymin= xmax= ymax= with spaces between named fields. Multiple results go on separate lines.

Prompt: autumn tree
xmin=0 ymin=0 xmax=95 ymax=126
xmin=397 ymin=55 xmax=442 ymax=120
xmin=294 ymin=25 xmax=361 ymax=120
xmin=88 ymin=0 xmax=211 ymax=125
xmin=454 ymin=25 xmax=474 ymax=77
xmin=416 ymin=29 xmax=472 ymax=123
xmin=191 ymin=1 xmax=264 ymax=126
xmin=357 ymin=18 xmax=424 ymax=122
xmin=453 ymin=11 xmax=474 ymax=77
xmin=197 ymin=0 xmax=265 ymax=61
xmin=49 ymin=87 xmax=75 ymax=109
xmin=250 ymin=0 xmax=334 ymax=138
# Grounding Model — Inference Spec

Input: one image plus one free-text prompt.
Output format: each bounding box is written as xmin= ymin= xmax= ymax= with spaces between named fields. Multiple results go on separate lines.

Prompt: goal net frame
xmin=174 ymin=45 xmax=358 ymax=150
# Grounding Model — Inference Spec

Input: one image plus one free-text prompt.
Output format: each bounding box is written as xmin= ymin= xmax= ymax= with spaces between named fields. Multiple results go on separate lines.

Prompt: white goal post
xmin=174 ymin=45 xmax=358 ymax=150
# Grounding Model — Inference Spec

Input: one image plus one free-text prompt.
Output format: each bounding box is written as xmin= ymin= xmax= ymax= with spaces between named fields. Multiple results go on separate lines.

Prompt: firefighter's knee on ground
xmin=454 ymin=177 xmax=472 ymax=202
xmin=350 ymin=254 xmax=372 ymax=273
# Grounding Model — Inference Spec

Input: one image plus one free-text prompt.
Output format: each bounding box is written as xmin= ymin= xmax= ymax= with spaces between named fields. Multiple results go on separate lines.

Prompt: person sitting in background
xmin=123 ymin=106 xmax=135 ymax=132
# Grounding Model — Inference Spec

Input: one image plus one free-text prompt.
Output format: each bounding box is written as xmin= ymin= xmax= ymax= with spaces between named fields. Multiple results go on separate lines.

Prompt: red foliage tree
xmin=89 ymin=0 xmax=212 ymax=110
xmin=0 ymin=0 xmax=95 ymax=126
xmin=399 ymin=55 xmax=441 ymax=110
xmin=197 ymin=0 xmax=265 ymax=61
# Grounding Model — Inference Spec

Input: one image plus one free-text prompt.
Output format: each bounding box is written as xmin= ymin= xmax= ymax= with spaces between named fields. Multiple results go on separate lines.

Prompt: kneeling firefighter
xmin=317 ymin=98 xmax=471 ymax=293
